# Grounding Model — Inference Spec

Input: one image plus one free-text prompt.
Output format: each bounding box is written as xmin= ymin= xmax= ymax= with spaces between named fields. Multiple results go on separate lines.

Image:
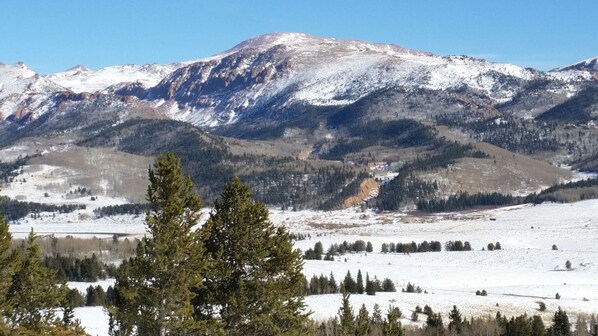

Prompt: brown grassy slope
xmin=419 ymin=142 xmax=573 ymax=196
xmin=29 ymin=146 xmax=153 ymax=202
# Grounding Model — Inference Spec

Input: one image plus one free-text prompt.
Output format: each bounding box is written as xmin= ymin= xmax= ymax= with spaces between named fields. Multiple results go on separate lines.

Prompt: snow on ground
xmin=3 ymin=166 xmax=598 ymax=335
xmin=73 ymin=307 xmax=109 ymax=336
xmin=68 ymin=279 xmax=116 ymax=295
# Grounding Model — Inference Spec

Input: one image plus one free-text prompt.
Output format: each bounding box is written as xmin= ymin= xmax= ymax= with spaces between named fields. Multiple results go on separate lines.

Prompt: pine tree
xmin=551 ymin=307 xmax=571 ymax=336
xmin=338 ymin=291 xmax=354 ymax=336
xmin=5 ymin=229 xmax=67 ymax=332
xmin=0 ymin=210 xmax=17 ymax=315
xmin=196 ymin=177 xmax=310 ymax=335
xmin=448 ymin=305 xmax=463 ymax=334
xmin=356 ymin=270 xmax=365 ymax=294
xmin=426 ymin=312 xmax=444 ymax=336
xmin=383 ymin=305 xmax=404 ymax=336
xmin=110 ymin=152 xmax=213 ymax=336
xmin=372 ymin=303 xmax=383 ymax=325
xmin=355 ymin=304 xmax=371 ymax=336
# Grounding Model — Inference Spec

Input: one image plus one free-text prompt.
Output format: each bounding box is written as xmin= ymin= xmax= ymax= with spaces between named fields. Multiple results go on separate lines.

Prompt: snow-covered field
xmin=19 ymin=200 xmax=597 ymax=335
xmin=2 ymin=167 xmax=598 ymax=334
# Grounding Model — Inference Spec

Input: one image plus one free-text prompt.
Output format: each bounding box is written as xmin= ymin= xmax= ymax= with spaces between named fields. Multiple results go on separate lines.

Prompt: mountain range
xmin=1 ymin=33 xmax=597 ymax=209
xmin=1 ymin=33 xmax=597 ymax=132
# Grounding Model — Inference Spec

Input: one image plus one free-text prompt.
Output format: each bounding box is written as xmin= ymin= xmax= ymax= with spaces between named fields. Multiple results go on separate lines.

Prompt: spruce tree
xmin=551 ymin=307 xmax=571 ymax=336
xmin=110 ymin=152 xmax=213 ymax=336
xmin=5 ymin=229 xmax=67 ymax=332
xmin=355 ymin=304 xmax=371 ymax=336
xmin=0 ymin=210 xmax=17 ymax=316
xmin=196 ymin=177 xmax=310 ymax=335
xmin=338 ymin=291 xmax=354 ymax=336
xmin=383 ymin=305 xmax=404 ymax=336
xmin=448 ymin=305 xmax=463 ymax=334
xmin=356 ymin=270 xmax=365 ymax=294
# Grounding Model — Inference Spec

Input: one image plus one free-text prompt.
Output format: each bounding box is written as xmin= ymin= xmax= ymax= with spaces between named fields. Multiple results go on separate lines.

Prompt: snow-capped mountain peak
xmin=553 ymin=57 xmax=598 ymax=72
xmin=0 ymin=62 xmax=66 ymax=121
xmin=46 ymin=62 xmax=185 ymax=94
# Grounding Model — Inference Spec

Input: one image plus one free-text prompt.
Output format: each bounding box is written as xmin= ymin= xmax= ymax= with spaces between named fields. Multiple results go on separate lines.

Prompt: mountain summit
xmin=0 ymin=33 xmax=596 ymax=133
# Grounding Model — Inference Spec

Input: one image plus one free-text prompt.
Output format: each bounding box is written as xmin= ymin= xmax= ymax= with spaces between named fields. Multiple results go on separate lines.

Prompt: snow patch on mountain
xmin=47 ymin=63 xmax=185 ymax=93
xmin=0 ymin=63 xmax=65 ymax=121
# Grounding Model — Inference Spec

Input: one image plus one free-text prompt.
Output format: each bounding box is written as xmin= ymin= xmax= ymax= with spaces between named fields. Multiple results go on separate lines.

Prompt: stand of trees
xmin=109 ymin=153 xmax=310 ymax=335
xmin=417 ymin=192 xmax=514 ymax=212
xmin=93 ymin=203 xmax=150 ymax=218
xmin=0 ymin=211 xmax=86 ymax=334
xmin=0 ymin=197 xmax=85 ymax=221
xmin=43 ymin=254 xmax=117 ymax=282
xmin=381 ymin=240 xmax=442 ymax=253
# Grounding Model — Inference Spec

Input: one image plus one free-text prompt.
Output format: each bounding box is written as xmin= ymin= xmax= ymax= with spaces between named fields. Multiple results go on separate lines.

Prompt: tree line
xmin=0 ymin=197 xmax=85 ymax=221
xmin=0 ymin=152 xmax=310 ymax=335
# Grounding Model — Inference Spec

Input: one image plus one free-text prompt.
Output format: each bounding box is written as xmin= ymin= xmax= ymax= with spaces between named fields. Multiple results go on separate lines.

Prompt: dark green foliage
xmin=322 ymin=240 xmax=374 ymax=257
xmin=342 ymin=271 xmax=357 ymax=294
xmin=356 ymin=270 xmax=365 ymax=294
xmin=2 ymin=229 xmax=68 ymax=332
xmin=305 ymin=273 xmax=339 ymax=296
xmin=321 ymin=119 xmax=437 ymax=161
xmin=448 ymin=305 xmax=464 ymax=334
xmin=338 ymin=291 xmax=355 ymax=335
xmin=475 ymin=289 xmax=488 ymax=296
xmin=64 ymin=288 xmax=85 ymax=308
xmin=355 ymin=304 xmax=371 ymax=336
xmin=381 ymin=279 xmax=396 ymax=292
xmin=376 ymin=174 xmax=438 ymax=211
xmin=0 ymin=197 xmax=85 ymax=221
xmin=550 ymin=308 xmax=571 ymax=336
xmin=382 ymin=240 xmax=442 ymax=253
xmin=79 ymin=119 xmax=233 ymax=202
xmin=110 ymin=152 xmax=211 ymax=335
xmin=0 ymin=155 xmax=33 ymax=182
xmin=538 ymin=86 xmax=598 ymax=124
xmin=426 ymin=313 xmax=444 ymax=335
xmin=196 ymin=177 xmax=310 ymax=335
xmin=445 ymin=240 xmax=473 ymax=252
xmin=93 ymin=203 xmax=150 ymax=217
xmin=437 ymin=114 xmax=561 ymax=154
xmin=319 ymin=173 xmax=369 ymax=211
xmin=304 ymin=241 xmax=325 ymax=260
xmin=43 ymin=254 xmax=114 ymax=282
xmin=418 ymin=192 xmax=513 ymax=212
xmin=384 ymin=306 xmax=404 ymax=336
xmin=403 ymin=282 xmax=423 ymax=293
xmin=85 ymin=285 xmax=107 ymax=307
xmin=525 ymin=178 xmax=598 ymax=204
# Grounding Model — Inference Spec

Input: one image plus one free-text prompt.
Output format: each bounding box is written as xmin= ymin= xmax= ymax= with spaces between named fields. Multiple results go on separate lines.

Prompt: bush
xmin=552 ymin=244 xmax=558 ymax=250
xmin=555 ymin=292 xmax=561 ymax=300
xmin=537 ymin=301 xmax=547 ymax=311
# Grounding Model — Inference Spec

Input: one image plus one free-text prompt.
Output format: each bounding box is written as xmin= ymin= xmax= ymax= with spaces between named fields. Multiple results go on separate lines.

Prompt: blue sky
xmin=2 ymin=1 xmax=596 ymax=74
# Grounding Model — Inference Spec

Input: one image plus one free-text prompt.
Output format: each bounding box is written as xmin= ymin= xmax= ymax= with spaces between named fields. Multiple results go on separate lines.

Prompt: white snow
xmin=9 ymin=199 xmax=593 ymax=335
xmin=46 ymin=63 xmax=183 ymax=94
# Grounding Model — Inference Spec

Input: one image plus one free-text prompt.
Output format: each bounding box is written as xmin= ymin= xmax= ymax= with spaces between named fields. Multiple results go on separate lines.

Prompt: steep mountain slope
xmin=0 ymin=63 xmax=66 ymax=123
xmin=47 ymin=63 xmax=185 ymax=94
xmin=555 ymin=57 xmax=598 ymax=73
xmin=147 ymin=33 xmax=593 ymax=131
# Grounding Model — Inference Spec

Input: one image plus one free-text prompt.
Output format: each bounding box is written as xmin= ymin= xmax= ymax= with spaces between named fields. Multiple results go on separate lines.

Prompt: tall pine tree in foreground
xmin=1 ymin=183 xmax=86 ymax=336
xmin=110 ymin=152 xmax=215 ymax=336
xmin=196 ymin=177 xmax=310 ymax=335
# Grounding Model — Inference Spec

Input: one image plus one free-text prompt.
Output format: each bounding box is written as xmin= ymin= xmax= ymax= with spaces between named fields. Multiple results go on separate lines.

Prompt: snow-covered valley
xmin=3 ymin=165 xmax=597 ymax=334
